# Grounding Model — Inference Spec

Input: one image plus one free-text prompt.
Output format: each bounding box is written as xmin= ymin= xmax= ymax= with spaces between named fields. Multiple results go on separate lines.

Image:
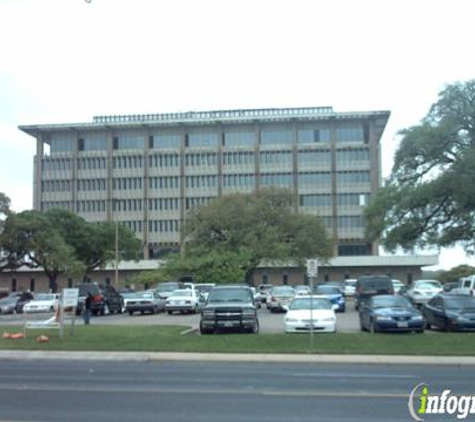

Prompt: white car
xmin=194 ymin=283 xmax=215 ymax=301
xmin=391 ymin=279 xmax=404 ymax=294
xmin=23 ymin=293 xmax=60 ymax=313
xmin=284 ymin=296 xmax=337 ymax=333
xmin=343 ymin=279 xmax=357 ymax=297
xmin=405 ymin=280 xmax=443 ymax=306
xmin=165 ymin=289 xmax=199 ymax=314
xmin=294 ymin=285 xmax=312 ymax=296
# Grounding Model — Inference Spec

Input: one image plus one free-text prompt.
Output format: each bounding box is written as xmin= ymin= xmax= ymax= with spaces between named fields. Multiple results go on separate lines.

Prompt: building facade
xmin=19 ymin=106 xmax=390 ymax=259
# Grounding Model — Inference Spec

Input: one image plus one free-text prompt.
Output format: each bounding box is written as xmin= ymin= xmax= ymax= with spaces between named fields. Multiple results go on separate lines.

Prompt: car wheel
xmin=444 ymin=320 xmax=451 ymax=332
xmin=49 ymin=306 xmax=54 ymax=312
xmin=249 ymin=320 xmax=259 ymax=334
xmin=118 ymin=303 xmax=124 ymax=314
xmin=128 ymin=310 xmax=133 ymax=316
xmin=425 ymin=320 xmax=431 ymax=330
xmin=167 ymin=310 xmax=173 ymax=315
xmin=200 ymin=322 xmax=212 ymax=335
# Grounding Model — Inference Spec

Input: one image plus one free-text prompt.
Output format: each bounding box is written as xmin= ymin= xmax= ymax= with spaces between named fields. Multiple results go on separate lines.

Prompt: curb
xmin=1 ymin=350 xmax=475 ymax=365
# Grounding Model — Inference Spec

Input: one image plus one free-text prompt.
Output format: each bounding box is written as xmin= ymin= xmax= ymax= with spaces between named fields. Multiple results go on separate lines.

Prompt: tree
xmin=0 ymin=208 xmax=142 ymax=291
xmin=0 ymin=192 xmax=14 ymax=271
xmin=438 ymin=265 xmax=475 ymax=284
xmin=365 ymin=79 xmax=475 ymax=254
xmin=44 ymin=209 xmax=142 ymax=277
xmin=164 ymin=188 xmax=333 ymax=284
xmin=0 ymin=210 xmax=85 ymax=292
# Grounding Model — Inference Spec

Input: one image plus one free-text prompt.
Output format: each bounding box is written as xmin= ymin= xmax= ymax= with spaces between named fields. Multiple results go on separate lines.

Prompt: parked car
xmin=284 ymin=296 xmax=337 ymax=333
xmin=343 ymin=279 xmax=357 ymax=297
xmin=267 ymin=286 xmax=296 ymax=312
xmin=199 ymin=285 xmax=259 ymax=334
xmin=355 ymin=275 xmax=394 ymax=310
xmin=358 ymin=295 xmax=425 ymax=333
xmin=23 ymin=293 xmax=60 ymax=314
xmin=422 ymin=294 xmax=475 ymax=332
xmin=156 ymin=282 xmax=183 ymax=299
xmin=313 ymin=285 xmax=346 ymax=312
xmin=120 ymin=290 xmax=137 ymax=312
xmin=404 ymin=280 xmax=443 ymax=307
xmin=443 ymin=282 xmax=459 ymax=293
xmin=451 ymin=275 xmax=475 ymax=296
xmin=257 ymin=284 xmax=274 ymax=304
xmin=0 ymin=292 xmax=34 ymax=314
xmin=323 ymin=281 xmax=345 ymax=293
xmin=391 ymin=279 xmax=404 ymax=294
xmin=76 ymin=283 xmax=123 ymax=316
xmin=194 ymin=283 xmax=216 ymax=301
xmin=294 ymin=285 xmax=312 ymax=296
xmin=249 ymin=287 xmax=262 ymax=309
xmin=165 ymin=289 xmax=199 ymax=314
xmin=126 ymin=291 xmax=165 ymax=315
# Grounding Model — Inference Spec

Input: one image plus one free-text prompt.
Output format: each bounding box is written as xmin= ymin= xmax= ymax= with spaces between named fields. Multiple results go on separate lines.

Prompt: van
xmin=355 ymin=275 xmax=394 ymax=310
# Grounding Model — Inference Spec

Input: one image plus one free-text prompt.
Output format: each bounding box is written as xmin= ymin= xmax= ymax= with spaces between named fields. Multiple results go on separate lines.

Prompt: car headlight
xmin=456 ymin=315 xmax=469 ymax=322
xmin=411 ymin=315 xmax=423 ymax=320
xmin=202 ymin=310 xmax=214 ymax=317
xmin=242 ymin=309 xmax=256 ymax=317
xmin=375 ymin=316 xmax=393 ymax=321
xmin=285 ymin=318 xmax=298 ymax=323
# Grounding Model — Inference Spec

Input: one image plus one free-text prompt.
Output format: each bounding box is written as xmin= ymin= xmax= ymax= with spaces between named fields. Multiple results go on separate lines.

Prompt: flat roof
xmin=18 ymin=107 xmax=390 ymax=137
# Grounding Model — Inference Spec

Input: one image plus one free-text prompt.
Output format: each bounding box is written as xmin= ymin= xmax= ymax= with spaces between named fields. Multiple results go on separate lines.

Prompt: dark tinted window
xmin=208 ymin=288 xmax=252 ymax=303
xmin=371 ymin=296 xmax=411 ymax=308
xmin=77 ymin=284 xmax=100 ymax=295
xmin=444 ymin=296 xmax=475 ymax=310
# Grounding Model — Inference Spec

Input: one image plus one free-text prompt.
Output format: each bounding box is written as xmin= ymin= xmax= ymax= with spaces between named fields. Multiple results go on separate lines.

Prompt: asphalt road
xmin=0 ymin=299 xmax=361 ymax=333
xmin=0 ymin=360 xmax=472 ymax=422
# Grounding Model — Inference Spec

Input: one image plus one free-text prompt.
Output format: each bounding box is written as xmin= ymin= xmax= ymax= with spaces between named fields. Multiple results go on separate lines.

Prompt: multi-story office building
xmin=19 ymin=106 xmax=391 ymax=260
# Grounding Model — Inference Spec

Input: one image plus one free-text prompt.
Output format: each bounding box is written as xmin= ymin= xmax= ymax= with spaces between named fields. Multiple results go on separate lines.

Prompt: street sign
xmin=62 ymin=288 xmax=79 ymax=307
xmin=306 ymin=259 xmax=318 ymax=278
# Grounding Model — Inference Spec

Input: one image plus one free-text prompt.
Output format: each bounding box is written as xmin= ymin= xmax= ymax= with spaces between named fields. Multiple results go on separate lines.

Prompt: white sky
xmin=0 ymin=0 xmax=474 ymax=270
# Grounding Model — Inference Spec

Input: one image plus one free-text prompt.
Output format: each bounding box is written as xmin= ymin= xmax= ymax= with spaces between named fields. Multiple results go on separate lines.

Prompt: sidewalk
xmin=1 ymin=350 xmax=475 ymax=365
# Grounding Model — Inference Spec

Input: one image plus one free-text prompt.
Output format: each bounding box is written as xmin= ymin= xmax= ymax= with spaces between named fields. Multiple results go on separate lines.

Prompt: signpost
xmin=61 ymin=288 xmax=79 ymax=339
xmin=306 ymin=259 xmax=318 ymax=351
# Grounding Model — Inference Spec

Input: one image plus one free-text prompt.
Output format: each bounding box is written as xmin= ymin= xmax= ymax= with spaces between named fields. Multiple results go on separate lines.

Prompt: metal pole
xmin=309 ymin=275 xmax=314 ymax=352
xmin=114 ymin=220 xmax=119 ymax=288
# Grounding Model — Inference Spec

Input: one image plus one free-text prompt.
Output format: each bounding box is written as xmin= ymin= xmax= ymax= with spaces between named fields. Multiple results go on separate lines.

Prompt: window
xmin=298 ymin=150 xmax=331 ymax=165
xmin=336 ymin=171 xmax=370 ymax=185
xmin=297 ymin=129 xmax=331 ymax=143
xmin=261 ymin=130 xmax=293 ymax=145
xmin=83 ymin=134 xmax=108 ymax=151
xmin=299 ymin=194 xmax=332 ymax=207
xmin=152 ymin=134 xmax=182 ymax=149
xmin=298 ymin=172 xmax=332 ymax=186
xmin=260 ymin=173 xmax=292 ymax=187
xmin=224 ymin=131 xmax=256 ymax=146
xmin=188 ymin=132 xmax=219 ymax=147
xmin=117 ymin=135 xmax=144 ymax=150
xmin=335 ymin=124 xmax=364 ymax=143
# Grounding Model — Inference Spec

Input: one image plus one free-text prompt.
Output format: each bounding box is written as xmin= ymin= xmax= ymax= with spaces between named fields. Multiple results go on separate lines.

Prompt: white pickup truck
xmin=451 ymin=275 xmax=475 ymax=296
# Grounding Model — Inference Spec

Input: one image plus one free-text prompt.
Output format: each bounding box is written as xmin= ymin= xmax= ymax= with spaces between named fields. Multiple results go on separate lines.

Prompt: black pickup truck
xmin=199 ymin=285 xmax=259 ymax=334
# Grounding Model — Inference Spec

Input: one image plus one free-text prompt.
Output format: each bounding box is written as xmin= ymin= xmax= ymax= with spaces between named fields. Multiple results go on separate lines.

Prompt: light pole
xmin=114 ymin=220 xmax=119 ymax=289
xmin=306 ymin=259 xmax=318 ymax=352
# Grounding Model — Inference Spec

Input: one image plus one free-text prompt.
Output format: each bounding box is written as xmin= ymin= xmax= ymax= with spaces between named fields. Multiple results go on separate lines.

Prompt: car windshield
xmin=295 ymin=286 xmax=310 ymax=292
xmin=78 ymin=284 xmax=100 ymax=295
xmin=290 ymin=298 xmax=331 ymax=310
xmin=170 ymin=290 xmax=191 ymax=297
xmin=35 ymin=293 xmax=55 ymax=301
xmin=345 ymin=281 xmax=356 ymax=287
xmin=272 ymin=287 xmax=295 ymax=297
xmin=315 ymin=286 xmax=340 ymax=295
xmin=372 ymin=296 xmax=411 ymax=308
xmin=445 ymin=297 xmax=475 ymax=311
xmin=207 ymin=288 xmax=251 ymax=303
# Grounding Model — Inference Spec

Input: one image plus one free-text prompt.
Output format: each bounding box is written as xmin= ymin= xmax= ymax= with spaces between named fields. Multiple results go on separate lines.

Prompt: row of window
xmin=78 ymin=179 xmax=107 ymax=191
xmin=48 ymin=124 xmax=369 ymax=154
xmin=77 ymin=200 xmax=107 ymax=213
xmin=149 ymin=220 xmax=180 ymax=233
xmin=42 ymin=180 xmax=72 ymax=192
xmin=113 ymin=199 xmax=143 ymax=212
xmin=42 ymin=171 xmax=371 ymax=193
xmin=43 ymin=148 xmax=370 ymax=172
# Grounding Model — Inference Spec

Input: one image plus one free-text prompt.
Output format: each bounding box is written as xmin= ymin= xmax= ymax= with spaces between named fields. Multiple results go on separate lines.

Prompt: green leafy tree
xmin=438 ymin=265 xmax=475 ymax=284
xmin=0 ymin=192 xmax=14 ymax=270
xmin=0 ymin=208 xmax=142 ymax=290
xmin=0 ymin=210 xmax=85 ymax=291
xmin=163 ymin=188 xmax=333 ymax=284
xmin=365 ymin=79 xmax=475 ymax=253
xmin=44 ymin=209 xmax=142 ymax=277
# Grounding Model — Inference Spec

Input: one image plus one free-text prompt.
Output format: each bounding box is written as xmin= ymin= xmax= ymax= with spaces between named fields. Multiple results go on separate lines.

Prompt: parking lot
xmin=0 ymin=299 xmax=361 ymax=333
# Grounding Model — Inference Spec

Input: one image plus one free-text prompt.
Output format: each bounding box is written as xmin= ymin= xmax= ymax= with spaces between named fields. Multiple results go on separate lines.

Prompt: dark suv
xmin=355 ymin=275 xmax=394 ymax=310
xmin=76 ymin=283 xmax=123 ymax=316
xmin=199 ymin=285 xmax=259 ymax=334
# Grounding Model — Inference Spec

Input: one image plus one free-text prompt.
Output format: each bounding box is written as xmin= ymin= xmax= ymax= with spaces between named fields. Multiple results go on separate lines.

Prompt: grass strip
xmin=1 ymin=325 xmax=474 ymax=355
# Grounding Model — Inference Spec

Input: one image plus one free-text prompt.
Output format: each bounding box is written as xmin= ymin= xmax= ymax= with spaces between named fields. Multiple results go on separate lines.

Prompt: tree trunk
xmin=49 ymin=275 xmax=58 ymax=293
